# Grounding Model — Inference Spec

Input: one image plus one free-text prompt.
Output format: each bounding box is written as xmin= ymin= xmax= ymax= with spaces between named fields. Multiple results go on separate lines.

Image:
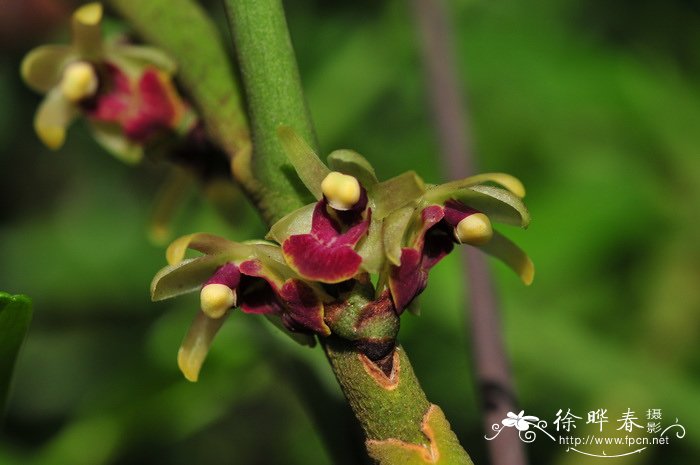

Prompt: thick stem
xmin=411 ymin=1 xmax=528 ymax=464
xmin=223 ymin=0 xmax=316 ymax=224
xmin=223 ymin=0 xmax=472 ymax=462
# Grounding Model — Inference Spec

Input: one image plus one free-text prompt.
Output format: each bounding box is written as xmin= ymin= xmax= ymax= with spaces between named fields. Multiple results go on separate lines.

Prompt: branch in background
xmin=410 ymin=1 xmax=529 ymax=464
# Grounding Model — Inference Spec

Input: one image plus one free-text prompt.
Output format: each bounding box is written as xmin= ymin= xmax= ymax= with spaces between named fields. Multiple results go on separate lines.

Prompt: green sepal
xmin=372 ymin=171 xmax=425 ymax=220
xmin=108 ymin=43 xmax=177 ymax=75
xmin=277 ymin=126 xmax=330 ymax=199
xmin=427 ymin=185 xmax=530 ymax=228
xmin=21 ymin=45 xmax=75 ymax=93
xmin=383 ymin=205 xmax=418 ymax=266
xmin=90 ymin=122 xmax=144 ymax=164
xmin=71 ymin=2 xmax=104 ymax=59
xmin=327 ymin=149 xmax=378 ymax=188
xmin=479 ymin=231 xmax=534 ymax=285
xmin=266 ymin=203 xmax=314 ymax=244
xmin=357 ymin=216 xmax=384 ymax=274
xmin=166 ymin=232 xmax=237 ymax=265
xmin=428 ymin=172 xmax=526 ymax=198
xmin=0 ymin=293 xmax=33 ymax=414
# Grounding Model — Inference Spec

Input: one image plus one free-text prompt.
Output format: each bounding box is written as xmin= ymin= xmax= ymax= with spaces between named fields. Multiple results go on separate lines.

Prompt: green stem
xmin=223 ymin=0 xmax=316 ymax=223
xmin=223 ymin=0 xmax=473 ymax=463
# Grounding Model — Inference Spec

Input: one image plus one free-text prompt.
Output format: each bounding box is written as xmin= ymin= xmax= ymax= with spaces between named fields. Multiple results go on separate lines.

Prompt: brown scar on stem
xmin=359 ymin=348 xmax=400 ymax=390
xmin=366 ymin=404 xmax=443 ymax=463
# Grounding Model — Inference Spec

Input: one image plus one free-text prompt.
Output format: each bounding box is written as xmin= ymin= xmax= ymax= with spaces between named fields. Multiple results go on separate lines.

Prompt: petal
xmin=238 ymin=260 xmax=285 ymax=314
xmin=515 ymin=420 xmax=530 ymax=431
xmin=383 ymin=205 xmax=417 ymax=266
xmin=428 ymin=185 xmax=530 ymax=228
xmin=478 ymin=231 xmax=534 ymax=285
xmin=266 ymin=203 xmax=315 ymax=244
xmin=388 ymin=248 xmax=428 ymax=312
xmin=507 ymin=412 xmax=519 ymax=419
xmin=442 ymin=200 xmax=479 ymax=228
xmin=110 ymin=44 xmax=177 ymax=74
xmin=277 ymin=126 xmax=330 ymax=199
xmin=89 ymin=122 xmax=143 ymax=164
xmin=502 ymin=419 xmax=518 ymax=427
xmin=309 ymin=201 xmax=342 ymax=243
xmin=151 ymin=254 xmax=236 ymax=301
xmin=356 ymin=215 xmax=384 ymax=274
xmin=282 ymin=234 xmax=363 ymax=284
xmin=34 ymin=87 xmax=77 ymax=150
xmin=148 ymin=168 xmax=194 ymax=245
xmin=429 ymin=173 xmax=526 ymax=199
xmin=122 ymin=69 xmax=177 ymax=142
xmin=326 ymin=149 xmax=378 ymax=188
xmin=21 ymin=45 xmax=75 ymax=93
xmin=278 ymin=280 xmax=330 ymax=335
xmin=71 ymin=2 xmax=103 ymax=58
xmin=371 ymin=171 xmax=425 ymax=220
xmin=166 ymin=233 xmax=240 ymax=265
xmin=177 ymin=310 xmax=229 ymax=382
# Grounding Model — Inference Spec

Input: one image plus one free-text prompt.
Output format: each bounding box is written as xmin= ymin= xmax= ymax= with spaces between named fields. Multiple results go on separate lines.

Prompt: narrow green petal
xmin=89 ymin=122 xmax=143 ymax=164
xmin=21 ymin=45 xmax=74 ymax=93
xmin=71 ymin=2 xmax=103 ymax=58
xmin=149 ymin=169 xmax=194 ymax=245
xmin=110 ymin=44 xmax=177 ymax=74
xmin=372 ymin=171 xmax=426 ymax=220
xmin=166 ymin=233 xmax=238 ymax=265
xmin=277 ymin=126 xmax=330 ymax=199
xmin=327 ymin=149 xmax=378 ymax=188
xmin=357 ymin=217 xmax=384 ymax=273
xmin=430 ymin=172 xmax=526 ymax=198
xmin=34 ymin=88 xmax=77 ymax=150
xmin=478 ymin=231 xmax=534 ymax=285
xmin=178 ymin=310 xmax=229 ymax=382
xmin=265 ymin=203 xmax=315 ymax=244
xmin=383 ymin=205 xmax=417 ymax=265
xmin=442 ymin=185 xmax=531 ymax=228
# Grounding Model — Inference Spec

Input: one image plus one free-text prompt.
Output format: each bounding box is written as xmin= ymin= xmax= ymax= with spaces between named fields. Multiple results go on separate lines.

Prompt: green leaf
xmin=327 ymin=149 xmax=378 ymax=188
xmin=0 ymin=292 xmax=33 ymax=414
xmin=277 ymin=126 xmax=330 ymax=199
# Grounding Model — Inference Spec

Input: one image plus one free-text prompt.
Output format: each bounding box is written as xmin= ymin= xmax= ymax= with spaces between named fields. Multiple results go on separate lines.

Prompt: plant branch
xmin=411 ymin=1 xmax=528 ymax=464
xmin=223 ymin=0 xmax=473 ymax=462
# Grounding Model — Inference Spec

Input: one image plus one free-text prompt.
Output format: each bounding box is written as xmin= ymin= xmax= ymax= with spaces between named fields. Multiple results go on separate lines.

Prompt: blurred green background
xmin=1 ymin=0 xmax=699 ymax=463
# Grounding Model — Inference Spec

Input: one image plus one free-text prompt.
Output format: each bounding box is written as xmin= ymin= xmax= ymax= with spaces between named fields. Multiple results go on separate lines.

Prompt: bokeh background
xmin=1 ymin=0 xmax=699 ymax=464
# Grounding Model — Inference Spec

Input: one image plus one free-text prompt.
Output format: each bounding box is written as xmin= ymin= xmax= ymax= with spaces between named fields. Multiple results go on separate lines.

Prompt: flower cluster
xmin=21 ymin=2 xmax=195 ymax=163
xmin=152 ymin=127 xmax=534 ymax=380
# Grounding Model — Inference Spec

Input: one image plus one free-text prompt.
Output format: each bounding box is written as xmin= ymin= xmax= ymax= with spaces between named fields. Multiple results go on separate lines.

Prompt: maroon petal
xmin=122 ymin=69 xmax=176 ymax=142
xmin=389 ymin=248 xmax=428 ymax=313
xmin=278 ymin=280 xmax=330 ymax=335
xmin=283 ymin=234 xmax=363 ymax=283
xmin=205 ymin=262 xmax=241 ymax=289
xmin=443 ymin=199 xmax=480 ymax=228
xmin=237 ymin=260 xmax=283 ymax=315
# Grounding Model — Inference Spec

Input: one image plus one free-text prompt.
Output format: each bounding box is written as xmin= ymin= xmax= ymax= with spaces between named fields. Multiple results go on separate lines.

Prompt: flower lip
xmin=321 ymin=171 xmax=361 ymax=211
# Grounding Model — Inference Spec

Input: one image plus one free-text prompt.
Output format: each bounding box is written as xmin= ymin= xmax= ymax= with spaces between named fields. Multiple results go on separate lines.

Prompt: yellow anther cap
xmin=455 ymin=213 xmax=493 ymax=246
xmin=321 ymin=171 xmax=361 ymax=210
xmin=60 ymin=61 xmax=98 ymax=102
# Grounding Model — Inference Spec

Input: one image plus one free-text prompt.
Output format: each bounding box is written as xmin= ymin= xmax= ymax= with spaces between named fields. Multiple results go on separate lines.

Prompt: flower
xmin=20 ymin=2 xmax=193 ymax=163
xmin=151 ymin=233 xmax=329 ymax=381
xmin=502 ymin=411 xmax=540 ymax=431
